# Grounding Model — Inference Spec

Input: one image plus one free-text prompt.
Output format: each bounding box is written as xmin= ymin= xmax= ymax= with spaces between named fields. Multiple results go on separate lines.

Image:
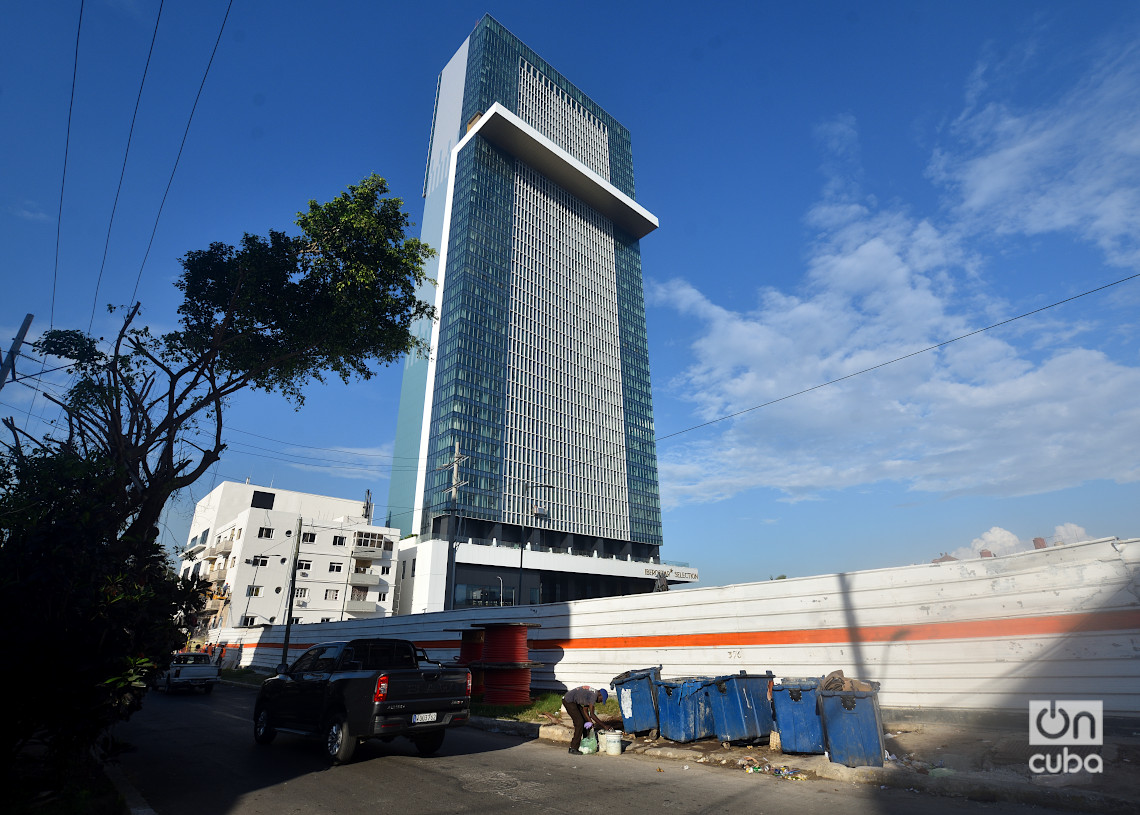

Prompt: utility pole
xmin=279 ymin=515 xmax=304 ymax=670
xmin=440 ymin=440 xmax=467 ymax=610
xmin=0 ymin=314 xmax=34 ymax=395
xmin=517 ymin=482 xmax=550 ymax=607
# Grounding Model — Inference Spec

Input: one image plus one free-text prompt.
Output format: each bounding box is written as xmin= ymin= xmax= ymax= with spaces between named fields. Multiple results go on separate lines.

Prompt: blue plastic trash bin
xmin=610 ymin=667 xmax=662 ymax=734
xmin=653 ymin=677 xmax=714 ymax=743
xmin=771 ymin=678 xmax=825 ymax=754
xmin=705 ymin=671 xmax=775 ymax=743
xmin=819 ymin=683 xmax=884 ymax=767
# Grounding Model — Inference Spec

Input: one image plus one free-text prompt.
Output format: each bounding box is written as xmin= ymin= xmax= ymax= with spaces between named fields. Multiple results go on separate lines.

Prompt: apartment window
xmin=381 ymin=566 xmax=391 ymax=575
xmin=258 ymin=527 xmax=274 ymax=539
xmin=333 ymin=535 xmax=346 ymax=547
xmin=249 ymin=555 xmax=269 ymax=567
xmin=378 ymin=592 xmax=387 ymax=601
xmin=236 ymin=528 xmax=242 ymax=540
xmin=296 ymin=560 xmax=312 ymax=570
xmin=294 ymin=587 xmax=308 ymax=599
xmin=329 ymin=562 xmax=343 ymax=573
xmin=251 ymin=491 xmax=275 ymax=510
xmin=353 ymin=530 xmax=387 ymax=549
xmin=350 ymin=587 xmax=368 ymax=602
xmin=289 ymin=617 xmax=301 ymax=625
xmin=320 ymin=617 xmax=332 ymax=623
xmin=301 ymin=532 xmax=316 ymax=543
xmin=246 ymin=585 xmax=263 ymax=597
xmin=241 ymin=616 xmax=256 ymax=626
xmin=325 ymin=589 xmax=339 ymax=601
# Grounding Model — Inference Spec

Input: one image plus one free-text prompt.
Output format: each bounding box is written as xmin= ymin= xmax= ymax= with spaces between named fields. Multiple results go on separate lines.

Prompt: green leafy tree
xmin=0 ymin=175 xmax=434 ymax=763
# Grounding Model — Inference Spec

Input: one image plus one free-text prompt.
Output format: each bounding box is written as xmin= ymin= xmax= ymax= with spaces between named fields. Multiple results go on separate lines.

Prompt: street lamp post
xmin=496 ymin=575 xmax=504 ymax=607
xmin=516 ymin=482 xmax=550 ymax=607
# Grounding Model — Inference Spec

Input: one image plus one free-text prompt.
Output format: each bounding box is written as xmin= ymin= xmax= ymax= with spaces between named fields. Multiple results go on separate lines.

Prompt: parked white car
xmin=155 ymin=652 xmax=220 ymax=694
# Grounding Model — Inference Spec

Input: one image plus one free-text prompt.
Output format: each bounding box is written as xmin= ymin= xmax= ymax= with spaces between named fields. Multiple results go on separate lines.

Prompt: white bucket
xmin=603 ymin=731 xmax=623 ymax=756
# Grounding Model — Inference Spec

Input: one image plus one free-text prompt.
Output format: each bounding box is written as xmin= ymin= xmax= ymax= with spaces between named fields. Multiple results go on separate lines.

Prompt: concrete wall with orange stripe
xmin=210 ymin=537 xmax=1140 ymax=718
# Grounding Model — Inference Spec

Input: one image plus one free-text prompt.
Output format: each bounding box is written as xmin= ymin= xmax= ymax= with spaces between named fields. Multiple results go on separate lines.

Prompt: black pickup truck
xmin=252 ymin=638 xmax=471 ymax=764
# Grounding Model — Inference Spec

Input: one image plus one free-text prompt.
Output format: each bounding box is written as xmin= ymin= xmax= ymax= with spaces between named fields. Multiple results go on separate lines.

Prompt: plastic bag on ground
xmin=580 ymin=731 xmax=598 ymax=754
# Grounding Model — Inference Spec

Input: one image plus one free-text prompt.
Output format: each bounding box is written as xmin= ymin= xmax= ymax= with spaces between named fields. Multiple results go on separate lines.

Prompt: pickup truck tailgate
xmin=366 ymin=666 xmax=470 ymax=735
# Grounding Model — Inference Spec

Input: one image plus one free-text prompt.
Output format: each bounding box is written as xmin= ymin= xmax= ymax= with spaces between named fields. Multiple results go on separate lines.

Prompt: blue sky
xmin=3 ymin=1 xmax=1139 ymax=588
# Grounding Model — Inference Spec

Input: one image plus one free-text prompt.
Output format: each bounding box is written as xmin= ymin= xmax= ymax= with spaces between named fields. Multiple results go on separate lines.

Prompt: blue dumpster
xmin=653 ymin=677 xmax=714 ymax=743
xmin=705 ymin=671 xmax=775 ymax=743
xmin=819 ymin=683 xmax=884 ymax=767
xmin=771 ymin=678 xmax=825 ymax=753
xmin=610 ymin=667 xmax=661 ymax=734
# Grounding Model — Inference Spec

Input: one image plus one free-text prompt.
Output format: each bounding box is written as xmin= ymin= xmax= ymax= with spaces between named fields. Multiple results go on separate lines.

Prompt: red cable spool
xmin=481 ymin=625 xmax=530 ymax=662
xmin=482 ymin=668 xmax=532 ymax=706
xmin=457 ymin=630 xmax=484 ymax=664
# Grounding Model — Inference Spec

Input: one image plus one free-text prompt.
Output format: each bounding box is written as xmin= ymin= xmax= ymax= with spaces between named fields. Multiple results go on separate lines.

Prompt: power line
xmin=130 ymin=0 xmax=234 ymax=304
xmin=225 ymin=426 xmax=423 ymax=461
xmin=26 ymin=0 xmax=86 ymax=434
xmin=294 ymin=270 xmax=1140 ymax=531
xmin=11 ymin=363 xmax=79 ymax=384
xmin=52 ymin=0 xmax=84 ymax=331
xmin=89 ymin=0 xmax=165 ymax=332
xmin=218 ymin=442 xmax=410 ymax=473
xmin=653 ymin=270 xmax=1140 ymax=443
xmin=223 ymin=439 xmax=420 ymax=471
xmin=0 ymin=399 xmax=59 ymax=430
xmin=468 ymin=270 xmax=1140 ymax=498
xmin=11 ymin=269 xmax=1137 ymax=531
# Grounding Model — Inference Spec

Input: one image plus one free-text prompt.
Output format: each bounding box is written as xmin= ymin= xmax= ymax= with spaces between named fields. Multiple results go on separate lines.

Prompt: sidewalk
xmin=469 ymin=715 xmax=1140 ymax=814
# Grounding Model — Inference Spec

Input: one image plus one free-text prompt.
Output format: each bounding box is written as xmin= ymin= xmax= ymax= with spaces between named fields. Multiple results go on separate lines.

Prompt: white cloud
xmin=1052 ymin=522 xmax=1092 ymax=544
xmin=221 ymin=441 xmax=395 ymax=482
xmin=7 ymin=201 xmax=52 ymax=222
xmin=650 ymin=38 xmax=1140 ymax=510
xmin=949 ymin=523 xmax=1092 ymax=559
xmin=951 ymin=526 xmax=1024 ymax=559
xmin=930 ymin=41 xmax=1140 ymax=268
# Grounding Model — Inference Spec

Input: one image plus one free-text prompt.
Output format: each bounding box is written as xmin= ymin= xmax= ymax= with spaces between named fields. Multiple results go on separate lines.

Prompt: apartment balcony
xmin=210 ymin=567 xmax=228 ymax=583
xmin=352 ymin=545 xmax=392 ymax=560
xmin=345 ymin=600 xmax=376 ymax=613
xmin=350 ymin=570 xmax=382 ymax=587
xmin=205 ymin=598 xmax=226 ymax=612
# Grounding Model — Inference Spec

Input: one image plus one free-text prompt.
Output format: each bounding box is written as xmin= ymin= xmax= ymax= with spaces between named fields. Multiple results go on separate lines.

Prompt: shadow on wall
xmin=215 ymin=540 xmax=1140 ymax=724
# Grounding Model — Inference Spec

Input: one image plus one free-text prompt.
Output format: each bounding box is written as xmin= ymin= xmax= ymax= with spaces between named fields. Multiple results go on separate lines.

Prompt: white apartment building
xmin=180 ymin=482 xmax=400 ymax=632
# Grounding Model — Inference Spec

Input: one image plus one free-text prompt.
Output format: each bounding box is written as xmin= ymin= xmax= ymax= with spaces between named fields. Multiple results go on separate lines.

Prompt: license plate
xmin=412 ymin=712 xmax=437 ymax=724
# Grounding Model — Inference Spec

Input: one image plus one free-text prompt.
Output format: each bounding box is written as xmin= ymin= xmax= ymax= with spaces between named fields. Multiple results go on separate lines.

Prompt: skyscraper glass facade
xmin=387 ymin=15 xmax=662 ymax=562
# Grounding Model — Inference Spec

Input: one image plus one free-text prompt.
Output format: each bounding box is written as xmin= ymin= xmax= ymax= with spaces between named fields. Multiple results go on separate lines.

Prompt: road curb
xmin=104 ymin=762 xmax=156 ymax=815
xmin=466 ymin=718 xmax=1137 ymax=814
xmin=810 ymin=762 xmax=1135 ymax=814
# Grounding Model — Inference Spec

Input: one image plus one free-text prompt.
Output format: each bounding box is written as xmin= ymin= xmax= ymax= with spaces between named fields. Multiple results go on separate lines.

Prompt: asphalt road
xmin=113 ymin=684 xmax=1057 ymax=815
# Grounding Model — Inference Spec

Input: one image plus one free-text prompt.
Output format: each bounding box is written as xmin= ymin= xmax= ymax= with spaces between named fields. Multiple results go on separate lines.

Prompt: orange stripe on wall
xmin=229 ymin=609 xmax=1140 ymax=655
xmin=529 ymin=609 xmax=1140 ymax=652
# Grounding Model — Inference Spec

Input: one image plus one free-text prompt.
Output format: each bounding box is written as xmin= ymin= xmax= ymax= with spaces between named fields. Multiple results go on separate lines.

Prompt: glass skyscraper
xmin=387 ymin=15 xmax=664 ymax=589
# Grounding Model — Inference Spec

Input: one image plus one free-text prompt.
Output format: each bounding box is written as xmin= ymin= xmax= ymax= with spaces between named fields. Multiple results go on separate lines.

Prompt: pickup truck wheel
xmin=164 ymin=676 xmax=172 ymax=694
xmin=325 ymin=714 xmax=356 ymax=765
xmin=253 ymin=707 xmax=277 ymax=745
xmin=413 ymin=730 xmax=445 ymax=757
